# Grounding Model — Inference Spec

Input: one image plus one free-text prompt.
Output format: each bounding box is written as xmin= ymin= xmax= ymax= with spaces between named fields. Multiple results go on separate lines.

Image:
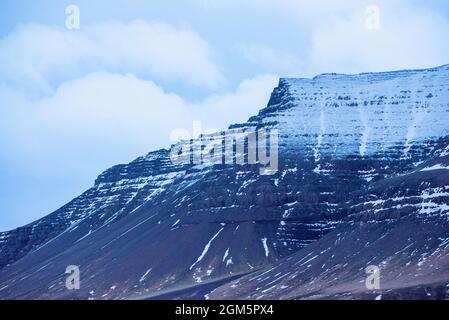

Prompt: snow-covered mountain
xmin=1 ymin=64 xmax=448 ymax=300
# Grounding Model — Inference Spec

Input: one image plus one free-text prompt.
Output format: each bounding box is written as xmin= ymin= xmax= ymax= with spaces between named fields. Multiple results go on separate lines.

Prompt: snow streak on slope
xmin=190 ymin=227 xmax=225 ymax=270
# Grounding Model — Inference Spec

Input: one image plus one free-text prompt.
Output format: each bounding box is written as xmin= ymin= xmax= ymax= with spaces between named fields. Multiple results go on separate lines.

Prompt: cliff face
xmin=211 ymin=155 xmax=449 ymax=300
xmin=0 ymin=65 xmax=448 ymax=300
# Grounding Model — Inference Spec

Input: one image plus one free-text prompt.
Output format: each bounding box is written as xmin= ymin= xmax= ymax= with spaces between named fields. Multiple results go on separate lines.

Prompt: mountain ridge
xmin=1 ymin=64 xmax=448 ymax=299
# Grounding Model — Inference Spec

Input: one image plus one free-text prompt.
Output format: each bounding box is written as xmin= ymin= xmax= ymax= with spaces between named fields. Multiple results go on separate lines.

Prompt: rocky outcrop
xmin=1 ymin=64 xmax=448 ymax=299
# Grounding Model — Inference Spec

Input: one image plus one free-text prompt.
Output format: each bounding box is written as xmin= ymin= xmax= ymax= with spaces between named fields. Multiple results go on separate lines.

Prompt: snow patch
xmin=420 ymin=164 xmax=449 ymax=171
xmin=222 ymin=248 xmax=230 ymax=262
xmin=261 ymin=238 xmax=270 ymax=257
xmin=190 ymin=227 xmax=225 ymax=270
xmin=171 ymin=219 xmax=181 ymax=228
xmin=139 ymin=268 xmax=152 ymax=283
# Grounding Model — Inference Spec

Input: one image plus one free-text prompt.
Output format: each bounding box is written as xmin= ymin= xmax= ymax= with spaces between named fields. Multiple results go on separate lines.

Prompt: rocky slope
xmin=210 ymin=155 xmax=449 ymax=300
xmin=0 ymin=64 xmax=448 ymax=299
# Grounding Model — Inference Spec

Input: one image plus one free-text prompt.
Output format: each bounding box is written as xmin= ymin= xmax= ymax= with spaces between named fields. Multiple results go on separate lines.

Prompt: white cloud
xmin=194 ymin=74 xmax=278 ymax=129
xmin=2 ymin=0 xmax=449 ymax=230
xmin=0 ymin=72 xmax=278 ymax=181
xmin=214 ymin=0 xmax=449 ymax=77
xmin=237 ymin=43 xmax=303 ymax=76
xmin=0 ymin=18 xmax=277 ymax=230
xmin=0 ymin=20 xmax=224 ymax=95
xmin=308 ymin=1 xmax=449 ymax=75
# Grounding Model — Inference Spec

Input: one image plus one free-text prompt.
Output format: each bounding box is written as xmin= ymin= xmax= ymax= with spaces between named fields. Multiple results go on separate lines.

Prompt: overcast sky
xmin=1 ymin=0 xmax=449 ymax=231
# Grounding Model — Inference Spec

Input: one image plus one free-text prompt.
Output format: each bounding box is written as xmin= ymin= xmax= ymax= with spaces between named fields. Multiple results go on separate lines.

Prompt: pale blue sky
xmin=1 ymin=0 xmax=449 ymax=231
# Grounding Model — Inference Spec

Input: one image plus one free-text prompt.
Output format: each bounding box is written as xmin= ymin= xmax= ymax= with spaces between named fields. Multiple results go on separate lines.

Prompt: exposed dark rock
xmin=1 ymin=64 xmax=448 ymax=300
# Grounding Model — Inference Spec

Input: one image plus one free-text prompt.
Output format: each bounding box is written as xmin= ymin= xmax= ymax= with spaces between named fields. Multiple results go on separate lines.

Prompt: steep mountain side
xmin=0 ymin=150 xmax=188 ymax=269
xmin=0 ymin=65 xmax=448 ymax=299
xmin=210 ymin=155 xmax=449 ymax=300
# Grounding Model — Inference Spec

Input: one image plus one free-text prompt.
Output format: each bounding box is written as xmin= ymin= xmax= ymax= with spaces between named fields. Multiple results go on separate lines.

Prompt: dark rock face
xmin=0 ymin=65 xmax=449 ymax=300
xmin=0 ymin=149 xmax=188 ymax=270
xmin=211 ymin=156 xmax=449 ymax=300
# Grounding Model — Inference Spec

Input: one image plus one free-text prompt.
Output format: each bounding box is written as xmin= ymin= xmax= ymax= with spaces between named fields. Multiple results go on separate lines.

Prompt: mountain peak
xmin=1 ymin=64 xmax=449 ymax=300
